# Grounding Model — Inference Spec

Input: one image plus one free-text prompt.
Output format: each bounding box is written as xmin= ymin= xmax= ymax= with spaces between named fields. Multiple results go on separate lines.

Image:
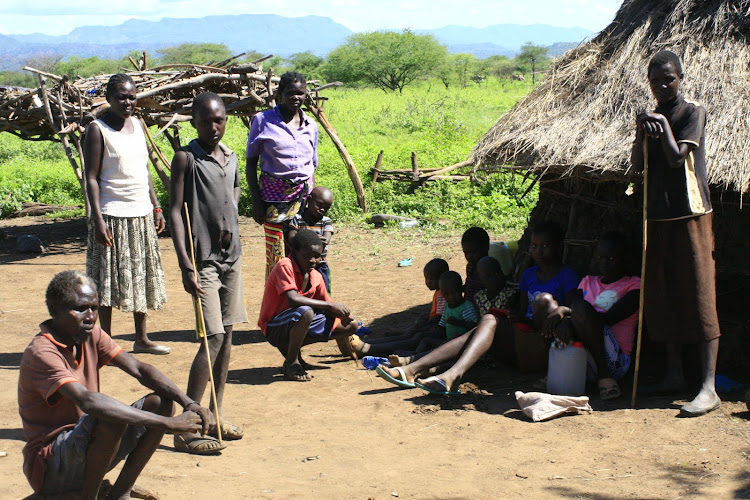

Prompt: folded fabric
xmin=362 ymin=356 xmax=389 ymax=370
xmin=515 ymin=391 xmax=593 ymax=422
xmin=715 ymin=374 xmax=744 ymax=393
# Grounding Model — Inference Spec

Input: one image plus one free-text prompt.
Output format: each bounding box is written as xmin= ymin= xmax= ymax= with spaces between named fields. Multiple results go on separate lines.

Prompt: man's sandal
xmin=173 ymin=434 xmax=226 ymax=455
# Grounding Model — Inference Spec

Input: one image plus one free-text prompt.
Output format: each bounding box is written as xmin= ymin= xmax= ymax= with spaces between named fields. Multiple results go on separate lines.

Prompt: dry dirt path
xmin=1 ymin=216 xmax=749 ymax=499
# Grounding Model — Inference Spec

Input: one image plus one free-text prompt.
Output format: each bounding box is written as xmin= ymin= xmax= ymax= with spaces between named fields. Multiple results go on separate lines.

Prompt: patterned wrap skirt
xmin=86 ymin=212 xmax=167 ymax=313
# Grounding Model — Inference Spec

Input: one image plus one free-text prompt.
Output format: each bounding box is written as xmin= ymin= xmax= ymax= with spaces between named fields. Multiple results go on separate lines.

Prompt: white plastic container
xmin=488 ymin=241 xmax=514 ymax=276
xmin=547 ymin=341 xmax=587 ymax=396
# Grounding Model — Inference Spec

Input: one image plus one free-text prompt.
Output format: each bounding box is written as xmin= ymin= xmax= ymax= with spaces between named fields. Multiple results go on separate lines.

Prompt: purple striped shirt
xmin=246 ymin=106 xmax=318 ymax=186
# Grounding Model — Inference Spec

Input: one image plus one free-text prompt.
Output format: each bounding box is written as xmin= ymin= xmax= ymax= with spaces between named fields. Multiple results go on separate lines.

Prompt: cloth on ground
xmin=515 ymin=391 xmax=592 ymax=422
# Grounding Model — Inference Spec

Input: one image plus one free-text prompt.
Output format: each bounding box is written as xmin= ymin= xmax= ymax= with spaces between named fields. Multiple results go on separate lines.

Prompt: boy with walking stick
xmin=169 ymin=92 xmax=248 ymax=453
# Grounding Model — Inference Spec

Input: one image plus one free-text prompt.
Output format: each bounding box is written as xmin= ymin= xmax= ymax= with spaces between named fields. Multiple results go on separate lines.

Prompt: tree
xmin=24 ymin=52 xmax=63 ymax=74
xmin=517 ymin=43 xmax=549 ymax=84
xmin=323 ymin=30 xmax=447 ymax=92
xmin=287 ymin=51 xmax=325 ymax=80
xmin=484 ymin=55 xmax=516 ymax=79
xmin=158 ymin=43 xmax=232 ymax=66
xmin=452 ymin=53 xmax=477 ymax=88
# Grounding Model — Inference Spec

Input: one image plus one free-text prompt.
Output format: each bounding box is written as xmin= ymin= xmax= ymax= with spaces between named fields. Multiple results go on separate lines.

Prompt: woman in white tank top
xmin=84 ymin=74 xmax=170 ymax=355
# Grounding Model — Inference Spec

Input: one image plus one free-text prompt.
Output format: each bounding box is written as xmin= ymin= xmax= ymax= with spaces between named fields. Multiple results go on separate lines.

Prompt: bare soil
xmin=1 ymin=216 xmax=749 ymax=499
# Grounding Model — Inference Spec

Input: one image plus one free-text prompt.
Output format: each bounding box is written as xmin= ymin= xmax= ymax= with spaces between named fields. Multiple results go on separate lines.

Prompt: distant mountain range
xmin=0 ymin=15 xmax=593 ymax=71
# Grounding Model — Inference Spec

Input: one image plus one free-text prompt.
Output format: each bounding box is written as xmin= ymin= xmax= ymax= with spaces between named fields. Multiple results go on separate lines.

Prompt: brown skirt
xmin=644 ymin=213 xmax=721 ymax=343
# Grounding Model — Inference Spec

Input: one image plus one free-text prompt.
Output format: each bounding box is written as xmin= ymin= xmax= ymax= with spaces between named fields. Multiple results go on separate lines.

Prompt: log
xmin=411 ymin=152 xmax=420 ymax=181
xmin=372 ymin=150 xmax=384 ymax=183
xmin=419 ymin=159 xmax=473 ymax=179
xmin=139 ymin=118 xmax=172 ymax=193
xmin=13 ymin=202 xmax=81 ymax=217
xmin=306 ymin=103 xmax=367 ymax=212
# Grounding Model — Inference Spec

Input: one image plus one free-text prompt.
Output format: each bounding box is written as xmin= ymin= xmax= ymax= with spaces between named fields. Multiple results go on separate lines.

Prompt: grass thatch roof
xmin=472 ymin=0 xmax=750 ymax=192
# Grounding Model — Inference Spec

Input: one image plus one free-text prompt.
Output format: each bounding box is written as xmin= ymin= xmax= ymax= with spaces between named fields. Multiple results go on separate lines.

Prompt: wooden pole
xmin=371 ymin=150 xmax=384 ymax=183
xmin=184 ymin=203 xmax=223 ymax=444
xmin=631 ymin=139 xmax=648 ymax=408
xmin=139 ymin=118 xmax=172 ymax=195
xmin=306 ymin=103 xmax=368 ymax=212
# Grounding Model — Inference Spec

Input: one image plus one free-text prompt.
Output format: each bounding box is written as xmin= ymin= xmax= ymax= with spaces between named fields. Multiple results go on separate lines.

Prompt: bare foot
xmin=283 ymin=361 xmax=312 ymax=381
xmin=680 ymin=388 xmax=721 ymax=417
xmin=346 ymin=335 xmax=368 ymax=356
xmin=388 ymin=354 xmax=412 ymax=367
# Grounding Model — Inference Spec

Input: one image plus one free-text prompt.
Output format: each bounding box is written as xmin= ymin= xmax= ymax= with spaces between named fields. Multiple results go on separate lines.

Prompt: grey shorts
xmin=41 ymin=396 xmax=149 ymax=495
xmin=198 ymin=258 xmax=248 ymax=336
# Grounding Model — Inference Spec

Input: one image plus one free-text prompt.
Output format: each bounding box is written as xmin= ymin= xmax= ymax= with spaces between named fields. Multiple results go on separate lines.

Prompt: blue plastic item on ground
xmin=362 ymin=356 xmax=390 ymax=370
xmin=355 ymin=322 xmax=371 ymax=337
xmin=398 ymin=258 xmax=413 ymax=267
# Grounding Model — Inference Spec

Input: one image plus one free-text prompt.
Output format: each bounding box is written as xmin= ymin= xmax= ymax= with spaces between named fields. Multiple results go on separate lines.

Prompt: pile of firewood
xmin=0 ymin=52 xmax=368 ymax=213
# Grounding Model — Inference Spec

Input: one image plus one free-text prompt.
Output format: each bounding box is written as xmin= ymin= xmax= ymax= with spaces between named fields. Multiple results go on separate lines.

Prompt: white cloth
xmin=515 ymin=391 xmax=593 ymax=422
xmin=94 ymin=117 xmax=152 ymax=217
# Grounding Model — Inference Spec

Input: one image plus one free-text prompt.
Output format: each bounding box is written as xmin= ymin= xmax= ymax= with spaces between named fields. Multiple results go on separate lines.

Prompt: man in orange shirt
xmin=18 ymin=271 xmax=213 ymax=499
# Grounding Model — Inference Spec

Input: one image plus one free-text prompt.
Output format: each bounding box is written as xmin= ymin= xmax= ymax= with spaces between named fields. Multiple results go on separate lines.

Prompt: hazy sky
xmin=0 ymin=0 xmax=623 ymax=36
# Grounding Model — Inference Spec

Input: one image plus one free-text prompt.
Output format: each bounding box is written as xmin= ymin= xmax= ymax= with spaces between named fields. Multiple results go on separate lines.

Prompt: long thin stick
xmin=184 ymin=203 xmax=223 ymax=444
xmin=631 ymin=139 xmax=648 ymax=407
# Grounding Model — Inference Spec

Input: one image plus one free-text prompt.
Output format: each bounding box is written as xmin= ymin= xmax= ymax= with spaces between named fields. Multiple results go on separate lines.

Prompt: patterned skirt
xmin=86 ymin=212 xmax=167 ymax=313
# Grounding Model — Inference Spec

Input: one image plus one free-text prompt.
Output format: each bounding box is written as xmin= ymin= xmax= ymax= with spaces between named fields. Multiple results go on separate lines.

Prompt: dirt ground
xmin=1 ymin=216 xmax=749 ymax=499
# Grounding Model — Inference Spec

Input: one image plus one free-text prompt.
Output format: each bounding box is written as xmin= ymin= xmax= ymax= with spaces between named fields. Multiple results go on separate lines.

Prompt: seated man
xmin=19 ymin=271 xmax=213 ymax=499
xmin=258 ymin=229 xmax=358 ymax=381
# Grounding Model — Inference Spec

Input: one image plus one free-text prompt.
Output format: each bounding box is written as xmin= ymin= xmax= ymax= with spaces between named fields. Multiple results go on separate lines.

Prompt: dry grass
xmin=472 ymin=0 xmax=750 ymax=193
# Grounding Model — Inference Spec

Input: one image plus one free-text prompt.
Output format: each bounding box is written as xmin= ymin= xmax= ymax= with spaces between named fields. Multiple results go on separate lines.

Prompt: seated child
xmin=543 ymin=232 xmax=640 ymax=400
xmin=350 ymin=259 xmax=449 ymax=357
xmin=461 ymin=227 xmax=490 ymax=303
xmin=415 ymin=271 xmax=478 ymax=352
xmin=284 ymin=186 xmax=334 ymax=292
xmin=377 ymin=256 xmax=514 ymax=394
xmin=497 ymin=221 xmax=580 ymax=372
xmin=258 ymin=229 xmax=358 ymax=381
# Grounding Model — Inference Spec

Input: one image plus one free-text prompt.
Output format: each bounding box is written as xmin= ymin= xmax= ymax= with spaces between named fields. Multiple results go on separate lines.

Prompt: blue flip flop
xmin=415 ymin=376 xmax=461 ymax=396
xmin=376 ymin=365 xmax=416 ymax=389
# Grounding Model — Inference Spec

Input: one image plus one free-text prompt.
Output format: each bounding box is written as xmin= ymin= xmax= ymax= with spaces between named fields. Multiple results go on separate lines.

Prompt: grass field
xmin=0 ymin=78 xmax=537 ymax=235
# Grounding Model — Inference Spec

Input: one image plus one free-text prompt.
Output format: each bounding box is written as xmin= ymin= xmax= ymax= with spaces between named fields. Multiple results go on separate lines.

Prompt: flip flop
xmin=415 ymin=376 xmax=461 ymax=396
xmin=132 ymin=344 xmax=171 ymax=355
xmin=173 ymin=434 xmax=226 ymax=455
xmin=598 ymin=378 xmax=622 ymax=401
xmin=375 ymin=365 xmax=416 ymax=389
xmin=209 ymin=418 xmax=244 ymax=441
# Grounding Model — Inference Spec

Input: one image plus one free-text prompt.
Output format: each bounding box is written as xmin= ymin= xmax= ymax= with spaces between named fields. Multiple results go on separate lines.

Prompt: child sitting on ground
xmin=376 ymin=256 xmax=515 ymax=394
xmin=350 ymin=258 xmax=448 ymax=357
xmin=415 ymin=271 xmax=478 ymax=352
xmin=258 ymin=229 xmax=358 ymax=381
xmin=461 ymin=227 xmax=490 ymax=303
xmin=284 ymin=186 xmax=334 ymax=292
xmin=496 ymin=221 xmax=580 ymax=372
xmin=542 ymin=232 xmax=640 ymax=400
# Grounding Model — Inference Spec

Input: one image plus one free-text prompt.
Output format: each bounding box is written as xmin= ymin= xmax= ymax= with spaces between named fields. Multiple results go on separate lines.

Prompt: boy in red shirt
xmin=259 ymin=229 xmax=358 ymax=381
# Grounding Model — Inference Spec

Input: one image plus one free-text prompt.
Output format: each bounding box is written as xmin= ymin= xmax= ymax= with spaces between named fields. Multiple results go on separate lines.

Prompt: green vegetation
xmin=0 ymin=79 xmax=537 ymax=235
xmin=323 ymin=30 xmax=447 ymax=93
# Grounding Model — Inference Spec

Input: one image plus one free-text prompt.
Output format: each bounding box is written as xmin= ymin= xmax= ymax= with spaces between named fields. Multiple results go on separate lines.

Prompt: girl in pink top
xmin=543 ymin=232 xmax=640 ymax=400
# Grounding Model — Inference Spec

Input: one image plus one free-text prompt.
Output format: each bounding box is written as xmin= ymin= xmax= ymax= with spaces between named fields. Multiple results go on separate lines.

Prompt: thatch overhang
xmin=472 ymin=0 xmax=750 ymax=193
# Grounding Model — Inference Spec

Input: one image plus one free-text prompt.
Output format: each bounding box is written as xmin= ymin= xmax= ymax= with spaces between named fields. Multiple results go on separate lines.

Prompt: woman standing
xmin=246 ymin=71 xmax=318 ymax=278
xmin=84 ymin=73 xmax=170 ymax=355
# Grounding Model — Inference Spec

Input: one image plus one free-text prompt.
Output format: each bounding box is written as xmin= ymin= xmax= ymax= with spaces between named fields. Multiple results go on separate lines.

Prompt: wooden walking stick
xmin=631 ymin=139 xmax=648 ymax=408
xmin=184 ymin=202 xmax=223 ymax=444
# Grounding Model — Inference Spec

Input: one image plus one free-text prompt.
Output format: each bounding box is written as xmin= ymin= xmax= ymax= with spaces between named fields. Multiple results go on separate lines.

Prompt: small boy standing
xmin=169 ymin=92 xmax=247 ymax=454
xmin=284 ymin=185 xmax=334 ymax=292
xmin=259 ymin=229 xmax=358 ymax=381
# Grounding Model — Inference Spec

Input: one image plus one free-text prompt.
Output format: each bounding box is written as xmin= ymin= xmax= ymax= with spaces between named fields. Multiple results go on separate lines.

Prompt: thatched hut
xmin=471 ymin=0 xmax=750 ymax=362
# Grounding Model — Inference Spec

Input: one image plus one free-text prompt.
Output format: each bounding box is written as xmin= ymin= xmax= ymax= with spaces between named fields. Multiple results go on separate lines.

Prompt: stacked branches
xmin=471 ymin=0 xmax=750 ymax=193
xmin=0 ymin=53 xmax=369 ymax=211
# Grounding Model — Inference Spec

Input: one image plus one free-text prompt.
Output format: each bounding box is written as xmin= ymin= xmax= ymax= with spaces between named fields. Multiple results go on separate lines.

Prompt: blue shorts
xmin=586 ymin=325 xmax=631 ymax=381
xmin=265 ymin=306 xmax=336 ymax=354
xmin=41 ymin=395 xmax=149 ymax=495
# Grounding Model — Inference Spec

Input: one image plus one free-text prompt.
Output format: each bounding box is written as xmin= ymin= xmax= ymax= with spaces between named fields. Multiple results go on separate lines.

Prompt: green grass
xmin=0 ymin=78 xmax=538 ymax=235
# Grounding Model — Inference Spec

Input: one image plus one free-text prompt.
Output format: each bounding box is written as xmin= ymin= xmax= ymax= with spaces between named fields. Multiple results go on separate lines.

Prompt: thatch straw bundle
xmin=472 ymin=0 xmax=750 ymax=193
